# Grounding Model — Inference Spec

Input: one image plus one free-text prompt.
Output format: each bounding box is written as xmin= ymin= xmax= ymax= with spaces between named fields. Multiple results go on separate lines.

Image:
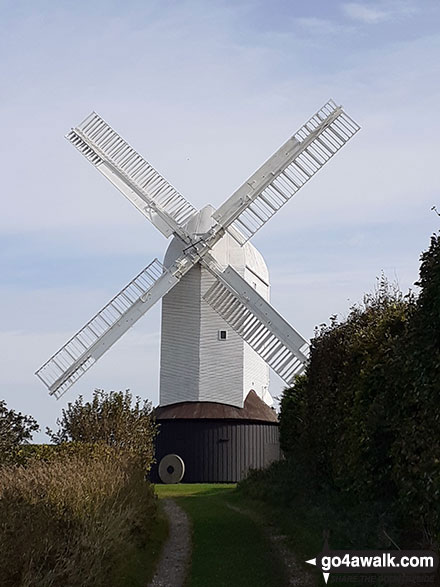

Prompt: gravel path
xmin=149 ymin=499 xmax=192 ymax=587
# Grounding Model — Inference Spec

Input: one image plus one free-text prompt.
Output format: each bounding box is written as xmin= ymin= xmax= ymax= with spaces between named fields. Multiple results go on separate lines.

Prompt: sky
xmin=1 ymin=0 xmax=439 ymax=441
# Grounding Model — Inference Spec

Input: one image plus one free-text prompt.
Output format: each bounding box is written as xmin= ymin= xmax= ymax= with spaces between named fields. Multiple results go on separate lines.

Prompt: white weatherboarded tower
xmin=160 ymin=204 xmax=271 ymax=408
xmin=36 ymin=100 xmax=359 ymax=482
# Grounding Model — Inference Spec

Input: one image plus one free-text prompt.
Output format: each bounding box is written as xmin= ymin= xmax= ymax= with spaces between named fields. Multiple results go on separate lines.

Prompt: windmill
xmin=36 ymin=99 xmax=359 ymax=483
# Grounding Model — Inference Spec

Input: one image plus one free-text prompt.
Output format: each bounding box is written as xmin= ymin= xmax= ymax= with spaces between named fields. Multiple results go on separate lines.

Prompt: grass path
xmin=155 ymin=484 xmax=288 ymax=587
xmin=117 ymin=507 xmax=169 ymax=587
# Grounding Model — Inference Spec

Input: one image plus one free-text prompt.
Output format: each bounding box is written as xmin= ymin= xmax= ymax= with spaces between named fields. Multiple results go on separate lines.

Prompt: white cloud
xmin=294 ymin=17 xmax=352 ymax=35
xmin=343 ymin=3 xmax=389 ymax=23
xmin=342 ymin=1 xmax=417 ymax=24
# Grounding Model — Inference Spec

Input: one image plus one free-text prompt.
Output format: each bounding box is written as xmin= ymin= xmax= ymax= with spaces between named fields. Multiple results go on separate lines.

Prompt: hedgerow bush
xmin=0 ymin=400 xmax=39 ymax=464
xmin=390 ymin=233 xmax=440 ymax=540
xmin=282 ymin=277 xmax=413 ymax=498
xmin=278 ymin=233 xmax=440 ymax=544
xmin=242 ymin=232 xmax=440 ymax=547
xmin=47 ymin=389 xmax=157 ymax=471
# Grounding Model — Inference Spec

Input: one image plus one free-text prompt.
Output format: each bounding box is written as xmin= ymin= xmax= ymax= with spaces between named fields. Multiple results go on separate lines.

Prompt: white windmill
xmin=36 ymin=99 xmax=359 ymax=482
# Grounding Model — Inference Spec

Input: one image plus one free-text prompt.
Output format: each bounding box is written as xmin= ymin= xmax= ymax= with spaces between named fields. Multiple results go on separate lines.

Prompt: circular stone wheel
xmin=158 ymin=454 xmax=185 ymax=484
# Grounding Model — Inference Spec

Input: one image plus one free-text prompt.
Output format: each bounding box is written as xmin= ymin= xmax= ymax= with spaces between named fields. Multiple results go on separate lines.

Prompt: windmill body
xmin=160 ymin=204 xmax=271 ymax=408
xmin=36 ymin=100 xmax=360 ymax=482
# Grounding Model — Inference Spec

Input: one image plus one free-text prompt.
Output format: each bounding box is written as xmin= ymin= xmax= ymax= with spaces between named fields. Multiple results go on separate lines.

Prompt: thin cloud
xmin=294 ymin=17 xmax=353 ymax=36
xmin=342 ymin=1 xmax=417 ymax=24
xmin=343 ymin=3 xmax=389 ymax=23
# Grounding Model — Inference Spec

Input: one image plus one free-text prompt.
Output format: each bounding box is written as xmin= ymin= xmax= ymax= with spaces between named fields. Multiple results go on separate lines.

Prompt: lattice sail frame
xmin=36 ymin=259 xmax=178 ymax=398
xmin=66 ymin=112 xmax=196 ymax=241
xmin=203 ymin=263 xmax=309 ymax=384
xmin=213 ymin=99 xmax=360 ymax=243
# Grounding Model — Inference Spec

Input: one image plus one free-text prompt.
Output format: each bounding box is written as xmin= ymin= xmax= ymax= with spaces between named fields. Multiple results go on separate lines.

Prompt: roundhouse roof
xmin=154 ymin=390 xmax=278 ymax=423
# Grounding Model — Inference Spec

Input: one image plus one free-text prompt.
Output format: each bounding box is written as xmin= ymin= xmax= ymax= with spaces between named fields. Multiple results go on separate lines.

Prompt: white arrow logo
xmin=305 ymin=557 xmax=330 ymax=584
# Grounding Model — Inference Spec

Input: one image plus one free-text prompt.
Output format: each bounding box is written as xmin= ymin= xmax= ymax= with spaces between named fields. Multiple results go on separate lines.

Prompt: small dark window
xmin=219 ymin=330 xmax=227 ymax=340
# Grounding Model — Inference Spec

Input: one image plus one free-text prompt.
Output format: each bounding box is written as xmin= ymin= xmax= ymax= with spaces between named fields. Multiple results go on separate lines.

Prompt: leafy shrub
xmin=389 ymin=233 xmax=440 ymax=540
xmin=281 ymin=277 xmax=413 ymax=497
xmin=47 ymin=389 xmax=157 ymax=471
xmin=17 ymin=440 xmax=126 ymax=465
xmin=274 ymin=232 xmax=440 ymax=545
xmin=0 ymin=400 xmax=39 ymax=464
xmin=238 ymin=460 xmax=301 ymax=506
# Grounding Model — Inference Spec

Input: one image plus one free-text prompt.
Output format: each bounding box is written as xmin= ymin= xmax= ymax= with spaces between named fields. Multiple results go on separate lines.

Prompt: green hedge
xmin=279 ymin=233 xmax=440 ymax=543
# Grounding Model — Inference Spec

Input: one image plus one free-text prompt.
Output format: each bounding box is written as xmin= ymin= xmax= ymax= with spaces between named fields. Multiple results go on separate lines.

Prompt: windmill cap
xmin=184 ymin=204 xmax=216 ymax=237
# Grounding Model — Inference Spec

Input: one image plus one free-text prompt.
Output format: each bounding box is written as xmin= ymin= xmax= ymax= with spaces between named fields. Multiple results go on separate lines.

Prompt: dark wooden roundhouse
xmin=151 ymin=390 xmax=280 ymax=483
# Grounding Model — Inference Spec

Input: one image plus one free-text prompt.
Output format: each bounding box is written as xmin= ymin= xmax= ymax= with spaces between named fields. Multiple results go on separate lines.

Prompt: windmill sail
xmin=66 ymin=112 xmax=197 ymax=241
xmin=36 ymin=100 xmax=359 ymax=401
xmin=36 ymin=259 xmax=179 ymax=399
xmin=203 ymin=263 xmax=309 ymax=384
xmin=213 ymin=99 xmax=360 ymax=243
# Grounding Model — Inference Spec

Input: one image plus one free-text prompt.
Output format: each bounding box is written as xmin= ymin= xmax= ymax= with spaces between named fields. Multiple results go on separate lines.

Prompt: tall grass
xmin=0 ymin=449 xmax=157 ymax=587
